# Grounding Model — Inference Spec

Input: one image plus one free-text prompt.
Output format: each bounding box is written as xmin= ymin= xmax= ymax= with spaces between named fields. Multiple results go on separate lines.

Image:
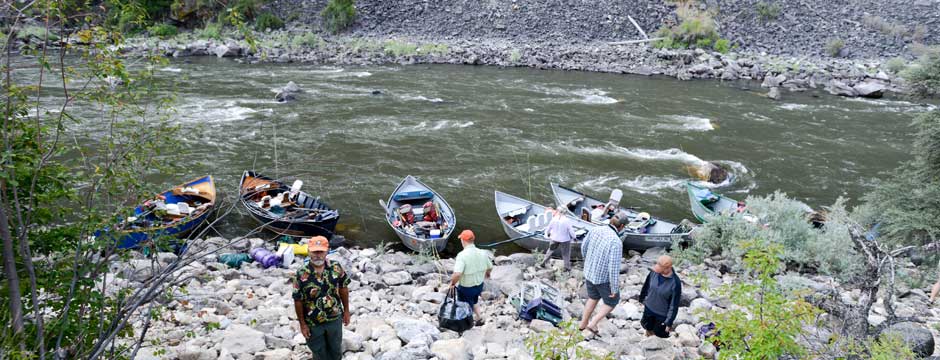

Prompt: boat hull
xmin=239 ymin=171 xmax=340 ymax=238
xmin=685 ymin=182 xmax=738 ymax=223
xmin=383 ymin=176 xmax=455 ymax=253
xmin=494 ymin=191 xmax=595 ymax=258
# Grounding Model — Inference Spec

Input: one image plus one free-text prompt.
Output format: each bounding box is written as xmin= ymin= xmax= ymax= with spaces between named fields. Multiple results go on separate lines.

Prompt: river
xmin=33 ymin=56 xmax=935 ymax=254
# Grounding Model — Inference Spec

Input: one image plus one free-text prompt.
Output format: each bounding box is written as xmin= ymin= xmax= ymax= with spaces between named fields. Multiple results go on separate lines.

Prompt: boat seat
xmin=506 ymin=206 xmax=528 ymax=218
xmin=296 ymin=193 xmax=308 ymax=206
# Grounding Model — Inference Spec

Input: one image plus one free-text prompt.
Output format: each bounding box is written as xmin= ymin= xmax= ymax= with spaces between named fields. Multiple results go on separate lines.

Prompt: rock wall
xmin=265 ymin=0 xmax=940 ymax=58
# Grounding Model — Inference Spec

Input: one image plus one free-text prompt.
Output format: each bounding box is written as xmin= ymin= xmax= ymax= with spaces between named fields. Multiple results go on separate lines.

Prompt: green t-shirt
xmin=453 ymin=244 xmax=493 ymax=287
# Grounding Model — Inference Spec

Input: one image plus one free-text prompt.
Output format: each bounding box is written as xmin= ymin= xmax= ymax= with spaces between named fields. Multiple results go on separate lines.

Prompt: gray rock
xmin=220 ymin=325 xmax=266 ymax=356
xmin=879 ymin=322 xmax=935 ymax=357
xmin=826 ymin=80 xmax=858 ymax=97
xmin=343 ymin=329 xmax=365 ymax=352
xmin=641 ymin=336 xmax=672 ymax=351
xmin=690 ymin=298 xmax=713 ymax=313
xmin=762 ymin=73 xmax=787 ymax=88
xmin=689 ymin=63 xmax=712 ymax=75
xmin=383 ymin=271 xmax=413 ymax=286
xmin=699 ymin=342 xmax=717 ymax=359
xmin=529 ymin=319 xmax=555 ymax=332
xmin=177 ymin=346 xmax=216 ymax=360
xmin=393 ymin=319 xmax=440 ymax=344
xmin=767 ymin=86 xmax=781 ymax=100
xmin=486 ymin=265 xmax=523 ymax=296
xmin=253 ymin=348 xmax=290 ymax=360
xmin=430 ymin=338 xmax=469 ymax=360
xmin=508 ymin=253 xmax=536 ymax=267
xmin=611 ymin=302 xmax=641 ymax=320
xmin=853 ymin=80 xmax=886 ymax=98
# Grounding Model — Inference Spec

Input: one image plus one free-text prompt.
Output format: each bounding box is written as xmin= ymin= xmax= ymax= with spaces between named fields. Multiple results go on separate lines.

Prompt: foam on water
xmin=656 ymin=115 xmax=714 ymax=131
xmin=618 ymin=176 xmax=688 ymax=195
xmin=413 ymin=120 xmax=475 ymax=130
xmin=561 ymin=142 xmax=706 ymax=165
xmin=176 ymin=99 xmax=257 ymax=123
xmin=538 ymin=86 xmax=620 ymax=105
xmin=307 ymin=67 xmax=345 ymax=74
xmin=778 ymin=103 xmax=811 ymax=111
xmin=400 ymin=94 xmax=446 ymax=103
xmin=159 ymin=67 xmax=182 ymax=73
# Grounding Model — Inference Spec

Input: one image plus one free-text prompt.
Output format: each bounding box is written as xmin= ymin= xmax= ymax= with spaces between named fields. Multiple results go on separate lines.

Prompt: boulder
xmin=343 ymin=329 xmax=365 ymax=352
xmin=486 ymin=265 xmax=523 ymax=296
xmin=220 ymin=325 xmax=266 ymax=356
xmin=690 ymin=298 xmax=713 ymax=313
xmin=853 ymin=80 xmax=886 ymax=98
xmin=767 ymin=86 xmax=781 ymax=100
xmin=879 ymin=322 xmax=935 ymax=357
xmin=529 ymin=319 xmax=555 ymax=332
xmin=508 ymin=253 xmax=536 ymax=267
xmin=253 ymin=348 xmax=290 ymax=360
xmin=690 ymin=162 xmax=730 ymax=186
xmin=383 ymin=271 xmax=413 ymax=286
xmin=611 ymin=302 xmax=642 ymax=320
xmin=762 ymin=73 xmax=787 ymax=88
xmin=177 ymin=347 xmax=216 ymax=360
xmin=213 ymin=44 xmax=240 ymax=58
xmin=689 ymin=63 xmax=712 ymax=75
xmin=825 ymin=80 xmax=858 ymax=97
xmin=430 ymin=338 xmax=469 ymax=360
xmin=393 ymin=319 xmax=440 ymax=344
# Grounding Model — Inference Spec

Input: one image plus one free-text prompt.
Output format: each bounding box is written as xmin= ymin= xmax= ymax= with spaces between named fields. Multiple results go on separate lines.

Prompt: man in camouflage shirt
xmin=292 ymin=236 xmax=350 ymax=360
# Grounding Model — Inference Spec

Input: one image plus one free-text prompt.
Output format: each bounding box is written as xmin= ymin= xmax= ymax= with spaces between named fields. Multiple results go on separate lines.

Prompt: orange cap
xmin=458 ymin=229 xmax=475 ymax=242
xmin=307 ymin=236 xmax=329 ymax=252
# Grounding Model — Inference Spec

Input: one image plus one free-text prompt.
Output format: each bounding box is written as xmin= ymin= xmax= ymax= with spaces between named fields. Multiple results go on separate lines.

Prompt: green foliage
xmin=525 ymin=320 xmax=614 ymax=360
xmin=704 ymin=241 xmax=820 ymax=359
xmin=674 ymin=194 xmax=863 ymax=280
xmin=417 ymin=43 xmax=449 ymax=56
xmin=509 ymin=49 xmax=522 ymax=63
xmin=900 ymin=53 xmax=940 ymax=97
xmin=755 ymin=1 xmax=781 ymax=21
xmin=254 ymin=12 xmax=284 ymax=31
xmin=862 ymin=14 xmax=908 ymax=38
xmin=148 ymin=23 xmax=178 ymax=38
xmin=16 ymin=25 xmax=60 ymax=41
xmin=713 ymin=38 xmax=731 ymax=53
xmin=322 ymin=0 xmax=356 ymax=34
xmin=230 ymin=0 xmax=262 ymax=19
xmin=384 ymin=40 xmax=418 ymax=57
xmin=861 ymin=110 xmax=940 ymax=246
xmin=654 ymin=5 xmax=731 ymax=52
xmin=885 ymin=57 xmax=907 ymax=74
xmin=290 ymin=32 xmax=325 ymax=49
xmin=869 ymin=333 xmax=918 ymax=360
xmin=827 ymin=38 xmax=845 ymax=57
xmin=197 ymin=21 xmax=223 ymax=39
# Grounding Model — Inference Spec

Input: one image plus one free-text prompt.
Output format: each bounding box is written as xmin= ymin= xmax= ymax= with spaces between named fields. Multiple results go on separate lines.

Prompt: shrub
xmin=16 ymin=25 xmax=60 ymax=41
xmin=673 ymin=193 xmax=863 ymax=280
xmin=230 ymin=0 xmax=262 ymax=19
xmin=654 ymin=5 xmax=731 ymax=52
xmin=322 ymin=0 xmax=356 ymax=34
xmin=713 ymin=38 xmax=731 ymax=53
xmin=704 ymin=241 xmax=820 ymax=360
xmin=755 ymin=1 xmax=781 ymax=21
xmin=862 ymin=14 xmax=908 ymax=38
xmin=901 ymin=53 xmax=940 ymax=97
xmin=197 ymin=21 xmax=222 ymax=39
xmin=826 ymin=38 xmax=845 ymax=57
xmin=509 ymin=49 xmax=522 ymax=62
xmin=383 ymin=40 xmax=417 ymax=57
xmin=290 ymin=32 xmax=324 ymax=49
xmin=416 ymin=43 xmax=449 ymax=56
xmin=525 ymin=320 xmax=614 ymax=359
xmin=254 ymin=12 xmax=284 ymax=30
xmin=885 ymin=57 xmax=907 ymax=74
xmin=148 ymin=23 xmax=178 ymax=38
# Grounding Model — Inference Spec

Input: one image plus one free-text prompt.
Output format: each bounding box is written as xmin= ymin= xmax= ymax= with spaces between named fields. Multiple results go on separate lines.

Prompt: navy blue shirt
xmin=639 ymin=271 xmax=682 ymax=327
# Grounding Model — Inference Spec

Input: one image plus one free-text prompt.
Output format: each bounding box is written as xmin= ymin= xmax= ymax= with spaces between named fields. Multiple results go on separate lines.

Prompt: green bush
xmin=383 ymin=40 xmax=417 ymax=57
xmin=826 ymin=38 xmax=845 ymax=57
xmin=885 ymin=57 xmax=907 ymax=74
xmin=653 ymin=5 xmax=731 ymax=52
xmin=416 ymin=43 xmax=449 ymax=56
xmin=900 ymin=53 xmax=940 ymax=97
xmin=525 ymin=320 xmax=614 ymax=359
xmin=255 ymin=12 xmax=283 ymax=30
xmin=509 ymin=49 xmax=522 ymax=62
xmin=16 ymin=25 xmax=60 ymax=41
xmin=713 ymin=38 xmax=731 ymax=53
xmin=230 ymin=0 xmax=262 ymax=19
xmin=197 ymin=21 xmax=222 ymax=39
xmin=755 ymin=1 xmax=781 ymax=21
xmin=322 ymin=0 xmax=356 ymax=34
xmin=862 ymin=14 xmax=908 ymax=38
xmin=290 ymin=32 xmax=324 ymax=49
xmin=148 ymin=23 xmax=178 ymax=38
xmin=704 ymin=241 xmax=820 ymax=359
xmin=673 ymin=193 xmax=863 ymax=280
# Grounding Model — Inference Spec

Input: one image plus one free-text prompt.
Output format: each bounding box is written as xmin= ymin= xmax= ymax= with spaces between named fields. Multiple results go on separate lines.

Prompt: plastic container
xmin=429 ymin=229 xmax=442 ymax=239
xmin=219 ymin=253 xmax=252 ymax=268
xmin=250 ymin=247 xmax=281 ymax=268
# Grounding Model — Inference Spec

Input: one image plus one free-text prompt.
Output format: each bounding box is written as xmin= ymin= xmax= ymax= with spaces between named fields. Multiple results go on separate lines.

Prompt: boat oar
xmin=478 ymin=231 xmax=543 ymax=249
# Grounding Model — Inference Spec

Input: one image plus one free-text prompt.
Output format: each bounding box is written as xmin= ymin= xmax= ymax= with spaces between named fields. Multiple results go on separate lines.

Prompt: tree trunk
xmin=0 ymin=191 xmax=24 ymax=334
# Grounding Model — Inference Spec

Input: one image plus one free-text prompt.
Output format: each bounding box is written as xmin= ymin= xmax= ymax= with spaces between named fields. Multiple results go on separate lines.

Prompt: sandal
xmin=474 ymin=319 xmax=485 ymax=326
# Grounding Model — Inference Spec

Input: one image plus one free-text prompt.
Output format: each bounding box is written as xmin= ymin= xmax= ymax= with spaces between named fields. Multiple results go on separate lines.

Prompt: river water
xmin=31 ymin=56 xmax=936 ymax=254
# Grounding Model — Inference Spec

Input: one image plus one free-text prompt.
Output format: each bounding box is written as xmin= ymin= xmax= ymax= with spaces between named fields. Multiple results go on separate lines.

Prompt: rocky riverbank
xmin=120 ymin=27 xmax=908 ymax=100
xmin=121 ymin=237 xmax=940 ymax=359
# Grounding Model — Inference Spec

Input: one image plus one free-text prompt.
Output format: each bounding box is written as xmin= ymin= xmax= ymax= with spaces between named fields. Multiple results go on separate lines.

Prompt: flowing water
xmin=22 ymin=56 xmax=936 ymax=255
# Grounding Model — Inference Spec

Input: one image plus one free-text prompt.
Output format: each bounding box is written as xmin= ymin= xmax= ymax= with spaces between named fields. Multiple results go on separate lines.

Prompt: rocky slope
xmin=265 ymin=0 xmax=940 ymax=59
xmin=122 ymin=237 xmax=940 ymax=359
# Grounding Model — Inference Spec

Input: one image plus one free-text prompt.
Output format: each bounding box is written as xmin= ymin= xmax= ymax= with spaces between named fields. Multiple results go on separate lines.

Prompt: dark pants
xmin=641 ymin=308 xmax=670 ymax=338
xmin=456 ymin=283 xmax=484 ymax=307
xmin=541 ymin=241 xmax=572 ymax=270
xmin=585 ymin=280 xmax=620 ymax=307
xmin=306 ymin=318 xmax=343 ymax=360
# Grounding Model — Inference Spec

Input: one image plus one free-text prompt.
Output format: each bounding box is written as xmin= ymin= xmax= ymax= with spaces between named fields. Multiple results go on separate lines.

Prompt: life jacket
xmin=399 ymin=204 xmax=415 ymax=225
xmin=423 ymin=201 xmax=438 ymax=222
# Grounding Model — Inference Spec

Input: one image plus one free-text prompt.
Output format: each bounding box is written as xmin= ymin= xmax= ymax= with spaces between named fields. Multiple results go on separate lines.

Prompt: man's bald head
xmin=654 ymin=255 xmax=674 ymax=276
